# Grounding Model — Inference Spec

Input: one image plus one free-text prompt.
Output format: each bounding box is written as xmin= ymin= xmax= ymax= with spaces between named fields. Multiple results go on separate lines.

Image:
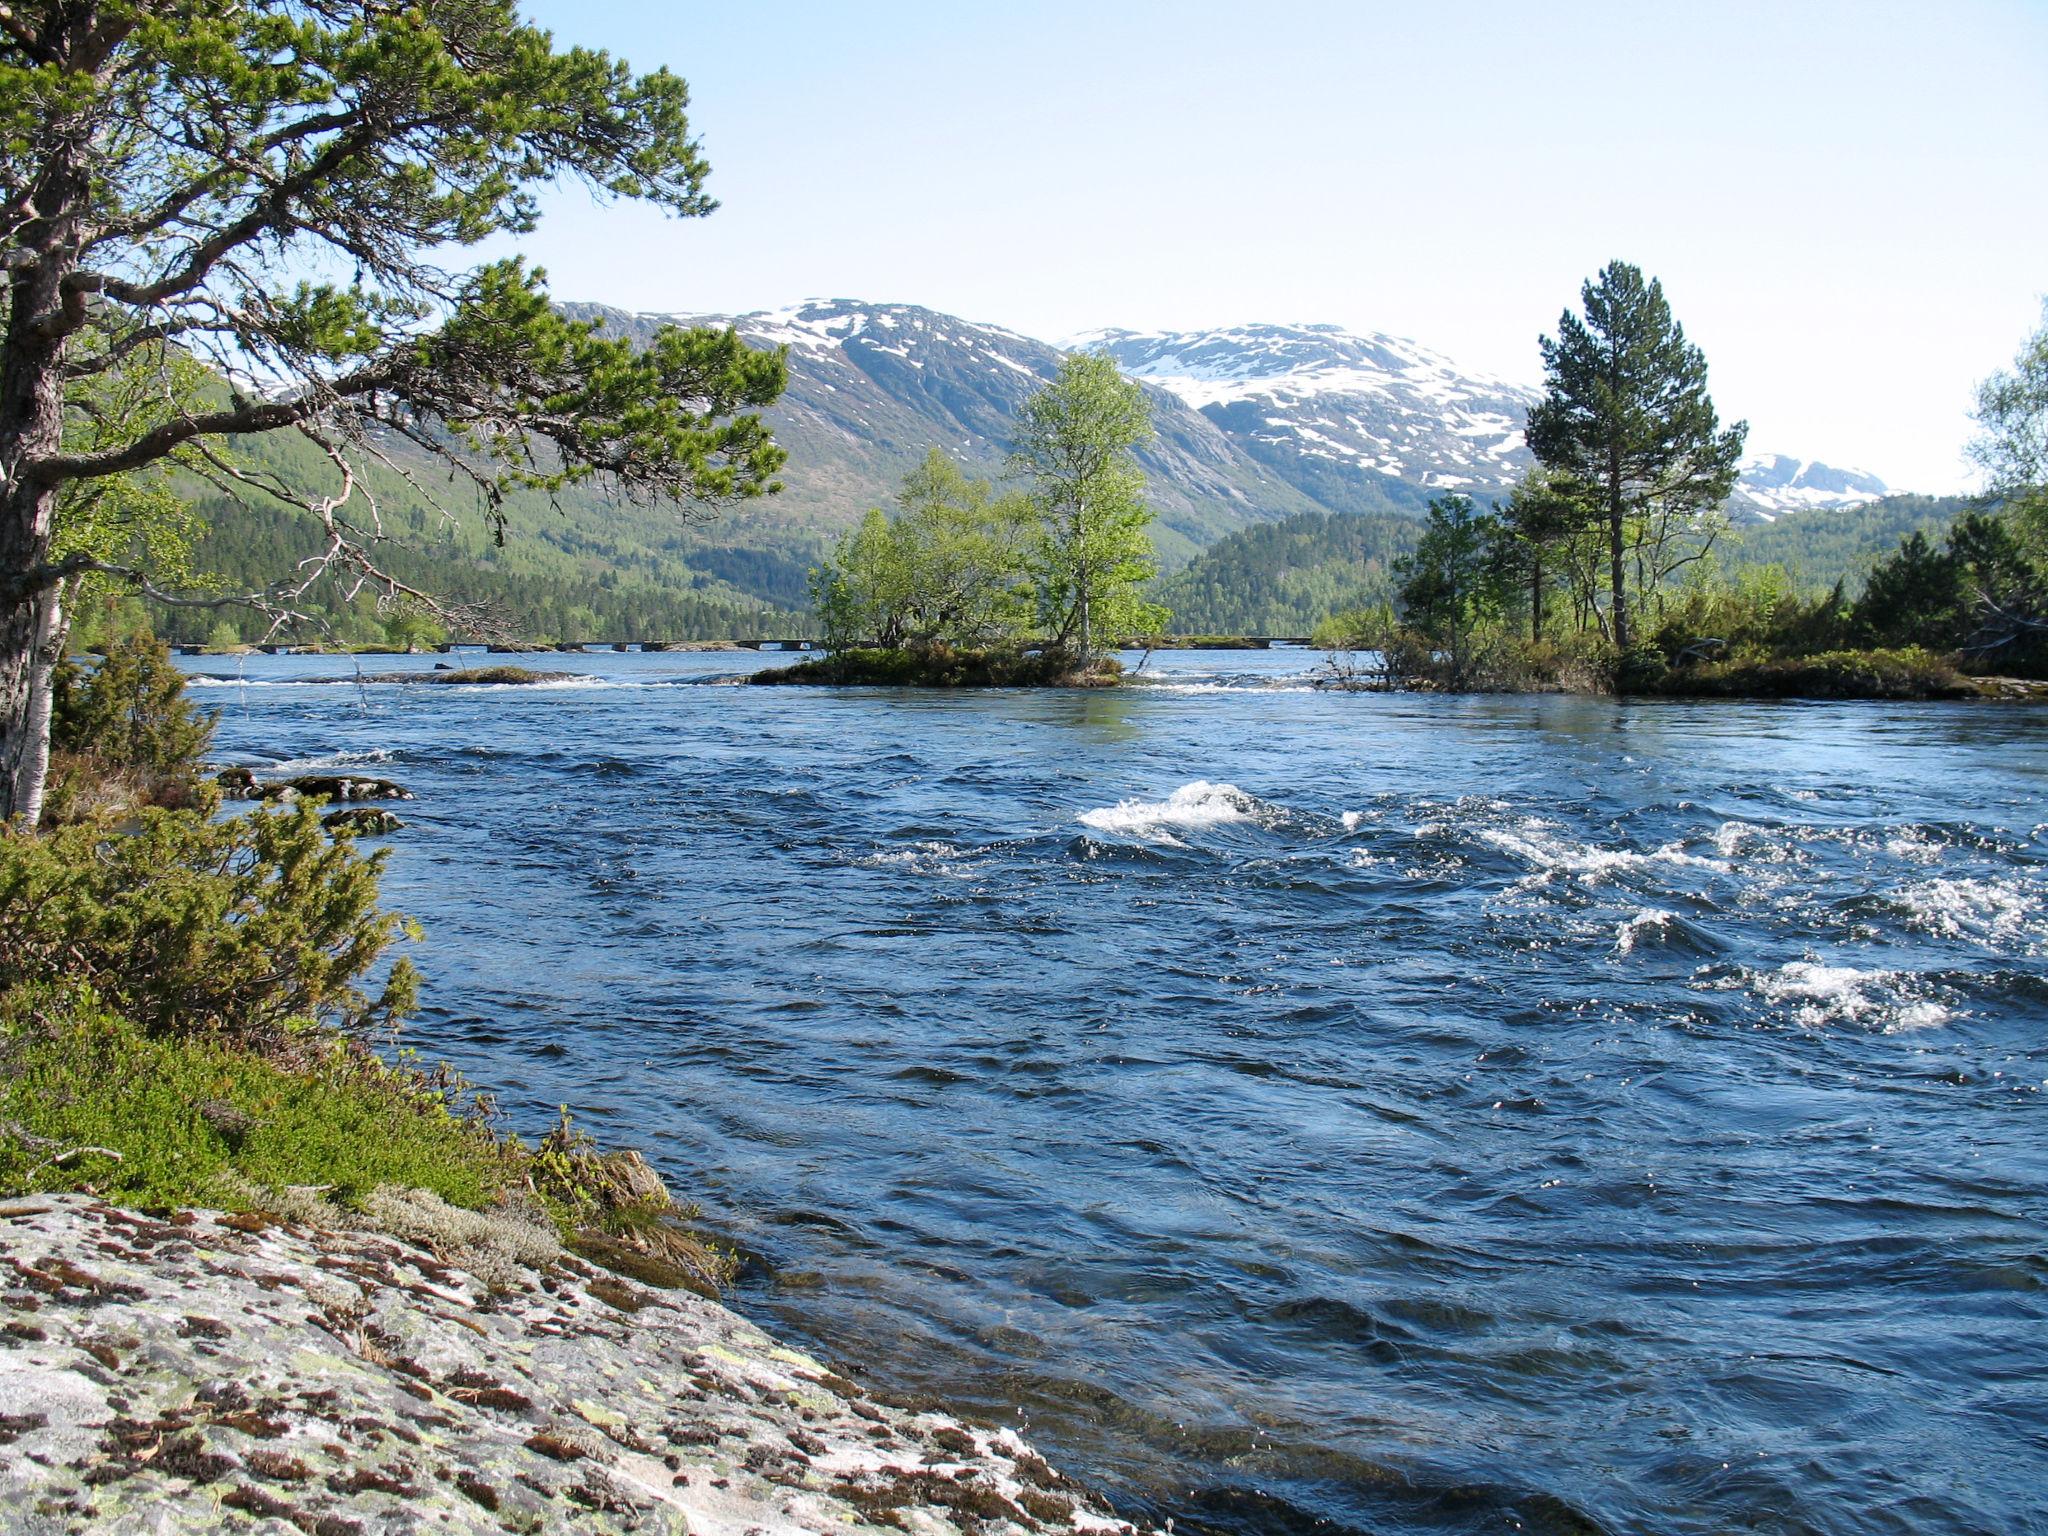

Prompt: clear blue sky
xmin=502 ymin=0 xmax=2047 ymax=493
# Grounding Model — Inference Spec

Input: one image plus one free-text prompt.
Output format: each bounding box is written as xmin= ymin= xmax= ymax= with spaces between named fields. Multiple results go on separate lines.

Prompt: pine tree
xmin=0 ymin=2 xmax=787 ymax=822
xmin=1525 ymin=262 xmax=1746 ymax=653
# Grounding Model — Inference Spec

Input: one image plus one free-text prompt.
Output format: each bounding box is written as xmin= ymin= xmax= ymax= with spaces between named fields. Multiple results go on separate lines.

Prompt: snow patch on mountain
xmin=1073 ymin=323 xmax=1539 ymax=492
xmin=1732 ymin=454 xmax=1889 ymax=520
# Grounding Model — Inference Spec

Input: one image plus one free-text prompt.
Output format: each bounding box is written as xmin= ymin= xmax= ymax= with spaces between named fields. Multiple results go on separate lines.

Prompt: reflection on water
xmin=192 ymin=650 xmax=2048 ymax=1536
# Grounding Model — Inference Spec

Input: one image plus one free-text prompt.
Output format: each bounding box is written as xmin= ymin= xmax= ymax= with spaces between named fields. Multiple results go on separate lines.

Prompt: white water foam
xmin=857 ymin=841 xmax=974 ymax=879
xmin=1745 ymin=960 xmax=1953 ymax=1032
xmin=268 ymin=747 xmax=396 ymax=774
xmin=1894 ymin=876 xmax=2043 ymax=953
xmin=1614 ymin=909 xmax=1677 ymax=956
xmin=1478 ymin=823 xmax=1729 ymax=884
xmin=1078 ymin=781 xmax=1259 ymax=846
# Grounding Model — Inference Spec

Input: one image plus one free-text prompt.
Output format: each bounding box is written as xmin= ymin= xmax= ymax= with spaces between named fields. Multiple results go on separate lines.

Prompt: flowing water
xmin=186 ymin=650 xmax=2048 ymax=1536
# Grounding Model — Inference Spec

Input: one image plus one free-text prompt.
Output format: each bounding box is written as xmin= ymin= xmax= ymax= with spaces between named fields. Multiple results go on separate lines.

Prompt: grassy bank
xmin=751 ymin=644 xmax=1124 ymax=688
xmin=2 ymin=637 xmax=727 ymax=1294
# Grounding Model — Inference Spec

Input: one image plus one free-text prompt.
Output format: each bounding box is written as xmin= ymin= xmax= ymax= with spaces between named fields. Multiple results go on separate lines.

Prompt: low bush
xmin=0 ymin=800 xmax=418 ymax=1047
xmin=751 ymin=644 xmax=1121 ymax=688
xmin=52 ymin=633 xmax=216 ymax=774
xmin=1649 ymin=647 xmax=1977 ymax=700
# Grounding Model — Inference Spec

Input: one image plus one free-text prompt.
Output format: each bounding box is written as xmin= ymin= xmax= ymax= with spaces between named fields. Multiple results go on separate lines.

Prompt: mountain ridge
xmin=574 ymin=300 xmax=1890 ymax=540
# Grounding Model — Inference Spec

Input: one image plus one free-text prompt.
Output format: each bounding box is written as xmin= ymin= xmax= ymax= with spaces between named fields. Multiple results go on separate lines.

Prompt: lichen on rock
xmin=0 ymin=1195 xmax=1140 ymax=1534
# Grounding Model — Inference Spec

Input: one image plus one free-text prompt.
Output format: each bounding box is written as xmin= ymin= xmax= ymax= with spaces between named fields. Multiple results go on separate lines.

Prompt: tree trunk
xmin=0 ymin=494 xmax=61 ymax=825
xmin=1530 ymin=554 xmax=1544 ymax=644
xmin=1 ymin=175 xmax=79 ymax=823
xmin=1607 ymin=474 xmax=1630 ymax=652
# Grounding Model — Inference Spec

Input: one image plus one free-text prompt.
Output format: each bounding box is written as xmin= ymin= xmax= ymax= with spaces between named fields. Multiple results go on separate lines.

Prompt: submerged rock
xmin=286 ymin=774 xmax=413 ymax=801
xmin=0 ymin=1195 xmax=1138 ymax=1535
xmin=323 ymin=807 xmax=407 ymax=837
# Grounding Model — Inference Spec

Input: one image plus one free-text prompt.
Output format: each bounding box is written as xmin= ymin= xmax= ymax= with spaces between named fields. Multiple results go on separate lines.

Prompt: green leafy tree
xmin=811 ymin=451 xmax=1034 ymax=651
xmin=812 ymin=508 xmax=918 ymax=650
xmin=1526 ymin=261 xmax=1747 ymax=650
xmin=1496 ymin=471 xmax=1594 ymax=641
xmin=0 ymin=1 xmax=789 ymax=822
xmin=1010 ymin=354 xmax=1165 ymax=656
xmin=1972 ymin=299 xmax=2048 ymax=559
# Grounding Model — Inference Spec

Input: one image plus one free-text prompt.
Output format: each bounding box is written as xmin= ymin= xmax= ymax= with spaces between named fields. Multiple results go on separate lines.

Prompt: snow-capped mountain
xmin=559 ymin=301 xmax=1890 ymax=577
xmin=563 ymin=300 xmax=1330 ymax=565
xmin=1074 ymin=322 xmax=1538 ymax=499
xmin=1078 ymin=322 xmax=1886 ymax=521
xmin=1730 ymin=454 xmax=1889 ymax=520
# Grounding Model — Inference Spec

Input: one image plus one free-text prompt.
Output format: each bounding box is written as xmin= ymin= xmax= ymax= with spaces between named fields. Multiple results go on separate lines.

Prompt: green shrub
xmin=751 ymin=644 xmax=1119 ymax=688
xmin=1651 ymin=647 xmax=1976 ymax=699
xmin=0 ymin=985 xmax=510 ymax=1211
xmin=0 ymin=801 xmax=418 ymax=1047
xmin=1614 ymin=642 xmax=1670 ymax=694
xmin=52 ymin=633 xmax=215 ymax=775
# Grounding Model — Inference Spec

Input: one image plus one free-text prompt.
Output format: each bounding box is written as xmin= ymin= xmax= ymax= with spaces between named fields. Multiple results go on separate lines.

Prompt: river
xmin=185 ymin=649 xmax=2048 ymax=1536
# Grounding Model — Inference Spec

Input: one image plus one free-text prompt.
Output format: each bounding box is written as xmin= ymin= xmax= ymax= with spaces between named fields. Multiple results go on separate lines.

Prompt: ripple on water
xmin=192 ymin=656 xmax=2048 ymax=1536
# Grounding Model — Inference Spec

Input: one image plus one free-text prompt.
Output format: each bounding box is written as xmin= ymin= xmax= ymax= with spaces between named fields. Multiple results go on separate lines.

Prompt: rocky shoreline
xmin=0 ymin=1197 xmax=1138 ymax=1536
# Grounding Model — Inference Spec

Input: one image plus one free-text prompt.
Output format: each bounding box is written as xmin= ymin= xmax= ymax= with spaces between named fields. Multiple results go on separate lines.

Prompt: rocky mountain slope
xmin=564 ymin=302 xmax=1336 ymax=569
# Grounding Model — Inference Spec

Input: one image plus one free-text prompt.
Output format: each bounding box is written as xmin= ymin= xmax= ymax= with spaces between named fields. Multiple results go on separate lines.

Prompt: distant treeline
xmin=1147 ymin=494 xmax=1975 ymax=636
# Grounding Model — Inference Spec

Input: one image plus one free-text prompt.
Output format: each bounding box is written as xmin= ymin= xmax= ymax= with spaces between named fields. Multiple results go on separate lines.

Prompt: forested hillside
xmin=143 ymin=424 xmax=802 ymax=646
xmin=1721 ymin=495 xmax=1969 ymax=584
xmin=1148 ymin=512 xmax=1420 ymax=634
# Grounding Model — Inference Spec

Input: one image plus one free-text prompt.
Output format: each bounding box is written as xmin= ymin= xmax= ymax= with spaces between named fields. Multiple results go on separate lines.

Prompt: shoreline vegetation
xmin=751 ymin=645 xmax=1123 ymax=689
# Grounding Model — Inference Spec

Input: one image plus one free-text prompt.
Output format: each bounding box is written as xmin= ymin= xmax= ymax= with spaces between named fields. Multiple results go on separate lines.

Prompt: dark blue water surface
xmin=186 ymin=650 xmax=2048 ymax=1536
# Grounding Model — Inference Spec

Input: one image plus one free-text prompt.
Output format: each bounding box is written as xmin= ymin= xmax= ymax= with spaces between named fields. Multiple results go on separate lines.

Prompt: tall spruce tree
xmin=1525 ymin=262 xmax=1746 ymax=652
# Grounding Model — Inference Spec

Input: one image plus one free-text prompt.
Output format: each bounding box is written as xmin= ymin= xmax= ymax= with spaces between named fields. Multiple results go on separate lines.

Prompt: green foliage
xmin=51 ymin=634 xmax=216 ymax=777
xmin=810 ymin=451 xmax=1034 ymax=650
xmin=1312 ymin=601 xmax=1399 ymax=651
xmin=1727 ymin=494 xmax=1969 ymax=588
xmin=0 ymin=985 xmax=510 ymax=1212
xmin=1526 ymin=261 xmax=1746 ymax=648
xmin=0 ymin=802 xmax=419 ymax=1047
xmin=1651 ymin=562 xmax=1851 ymax=657
xmin=1847 ymin=510 xmax=2044 ymax=668
xmin=1972 ymin=299 xmax=2048 ymax=559
xmin=751 ymin=645 xmax=1119 ymax=689
xmin=53 ymin=343 xmax=214 ymax=604
xmin=382 ymin=608 xmax=448 ymax=652
xmin=1011 ymin=354 xmax=1167 ymax=654
xmin=1396 ymin=496 xmax=1512 ymax=638
xmin=1855 ymin=530 xmax=1966 ymax=647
